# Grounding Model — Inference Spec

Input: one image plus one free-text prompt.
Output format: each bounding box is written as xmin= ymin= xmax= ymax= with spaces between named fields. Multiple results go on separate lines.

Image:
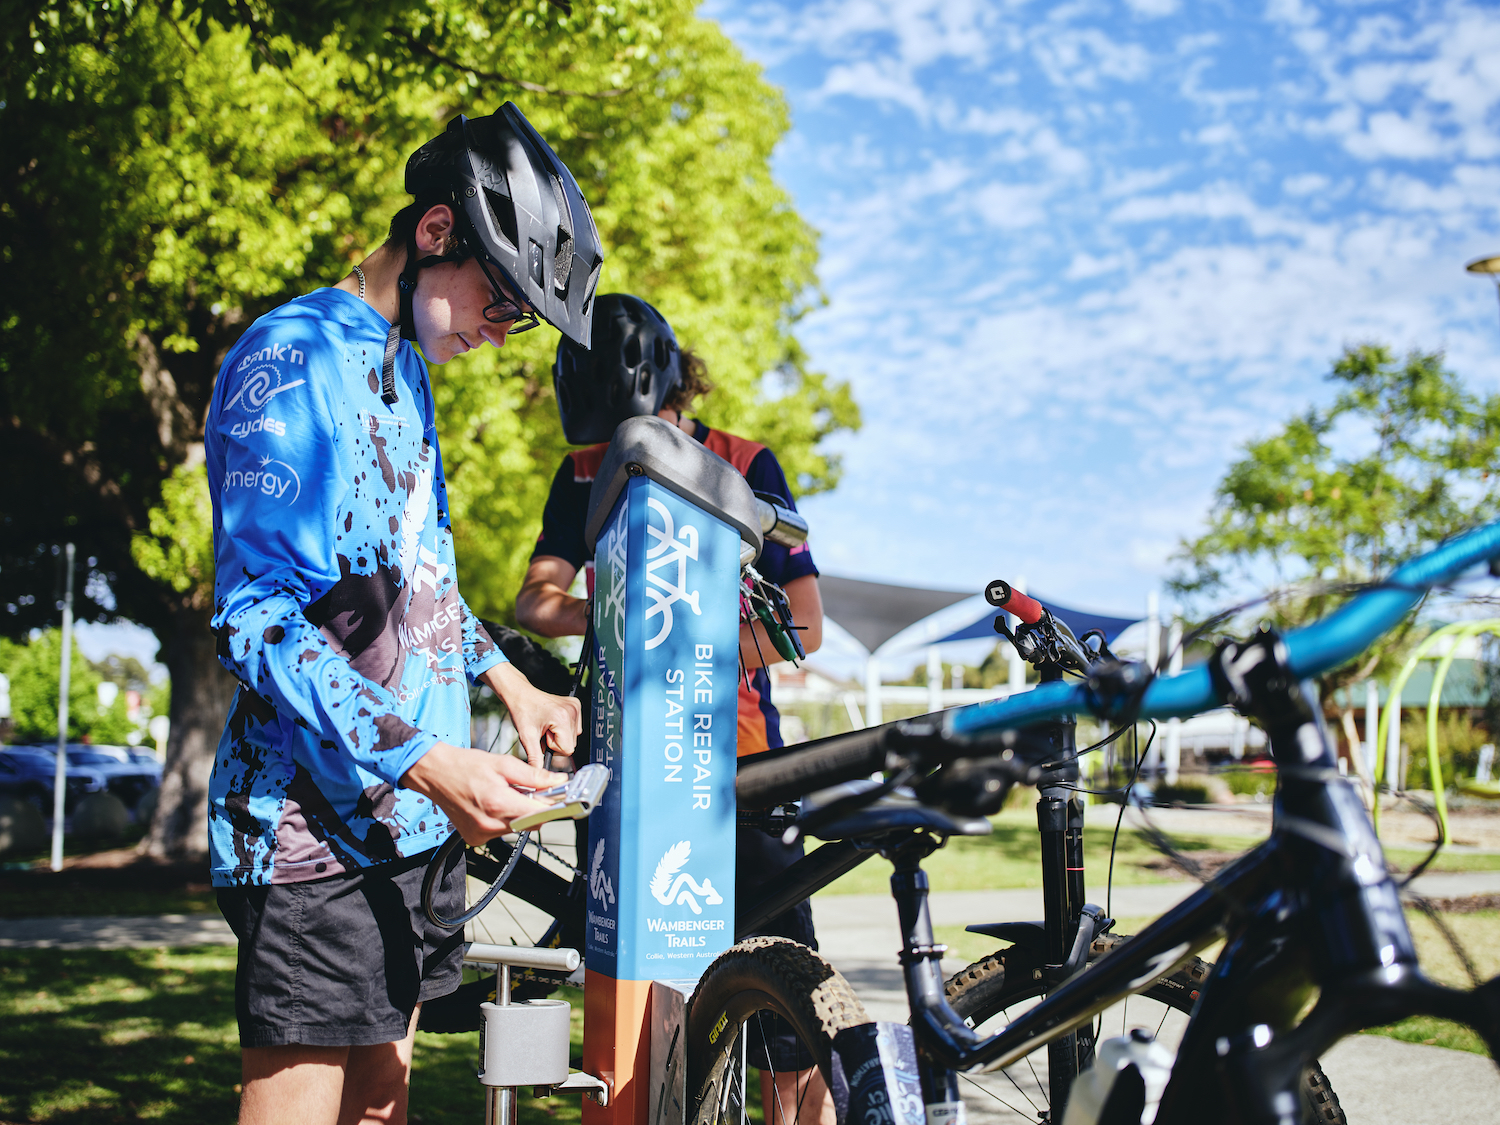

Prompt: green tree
xmin=3 ymin=1 xmax=856 ymax=858
xmin=0 ymin=630 xmax=132 ymax=745
xmin=1170 ymin=344 xmax=1500 ymax=688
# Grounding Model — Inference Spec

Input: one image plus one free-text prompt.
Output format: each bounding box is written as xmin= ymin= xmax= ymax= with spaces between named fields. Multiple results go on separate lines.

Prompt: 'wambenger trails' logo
xmin=650 ymin=840 xmax=722 ymax=915
xmin=589 ymin=838 xmax=615 ymax=906
xmin=644 ymin=498 xmax=701 ymax=651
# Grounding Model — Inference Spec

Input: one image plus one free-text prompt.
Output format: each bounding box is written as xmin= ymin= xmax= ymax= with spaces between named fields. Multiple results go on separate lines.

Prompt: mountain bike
xmin=693 ymin=521 xmax=1500 ymax=1125
xmin=432 ymin=524 xmax=1500 ymax=1123
xmin=427 ymin=610 xmax=1341 ymax=1122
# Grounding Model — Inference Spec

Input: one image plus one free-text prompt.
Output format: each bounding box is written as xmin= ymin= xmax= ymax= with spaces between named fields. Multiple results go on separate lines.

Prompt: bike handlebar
xmin=948 ymin=518 xmax=1500 ymax=738
xmin=736 ymin=519 xmax=1500 ymax=807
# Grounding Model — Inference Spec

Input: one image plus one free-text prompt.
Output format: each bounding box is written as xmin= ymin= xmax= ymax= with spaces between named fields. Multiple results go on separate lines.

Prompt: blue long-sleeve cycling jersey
xmin=205 ymin=287 xmax=506 ymax=886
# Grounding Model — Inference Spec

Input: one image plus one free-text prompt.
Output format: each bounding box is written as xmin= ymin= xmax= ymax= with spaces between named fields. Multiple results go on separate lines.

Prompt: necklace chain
xmin=352 ymin=263 xmax=366 ymax=301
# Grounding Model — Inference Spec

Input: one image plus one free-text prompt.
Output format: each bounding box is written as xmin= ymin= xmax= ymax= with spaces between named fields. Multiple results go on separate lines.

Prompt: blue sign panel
xmin=585 ymin=476 xmax=740 ymax=981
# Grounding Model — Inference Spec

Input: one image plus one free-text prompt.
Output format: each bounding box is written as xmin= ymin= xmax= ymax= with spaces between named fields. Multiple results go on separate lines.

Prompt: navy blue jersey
xmin=206 ymin=287 xmax=506 ymax=886
xmin=533 ymin=420 xmax=817 ymax=755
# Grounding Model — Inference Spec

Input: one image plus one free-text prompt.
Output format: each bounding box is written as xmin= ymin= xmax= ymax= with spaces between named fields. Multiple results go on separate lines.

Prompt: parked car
xmin=0 ymin=748 xmax=105 ymax=814
xmin=59 ymin=745 xmax=161 ymax=811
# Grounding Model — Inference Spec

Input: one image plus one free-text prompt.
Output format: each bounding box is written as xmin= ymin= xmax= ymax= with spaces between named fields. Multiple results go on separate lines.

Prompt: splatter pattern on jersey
xmin=205 ymin=288 xmax=504 ymax=886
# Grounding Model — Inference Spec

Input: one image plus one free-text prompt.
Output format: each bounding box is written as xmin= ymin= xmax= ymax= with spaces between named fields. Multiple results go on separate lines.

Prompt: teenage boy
xmin=206 ymin=104 xmax=601 ymax=1125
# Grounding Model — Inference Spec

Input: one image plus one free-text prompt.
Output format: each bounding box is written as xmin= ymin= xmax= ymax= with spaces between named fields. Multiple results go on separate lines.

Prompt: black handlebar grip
xmin=736 ymin=727 xmax=890 ymax=808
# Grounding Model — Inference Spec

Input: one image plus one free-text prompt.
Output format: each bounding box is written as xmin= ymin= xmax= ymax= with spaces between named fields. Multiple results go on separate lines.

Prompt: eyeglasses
xmin=475 ymin=256 xmax=540 ymax=333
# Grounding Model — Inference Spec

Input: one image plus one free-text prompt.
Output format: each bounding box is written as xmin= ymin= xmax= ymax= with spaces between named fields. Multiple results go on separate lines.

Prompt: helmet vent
xmin=640 ymin=369 xmax=652 ymax=395
xmin=554 ymin=226 xmax=573 ymax=294
xmin=549 ymin=175 xmax=574 ymax=296
xmin=623 ymin=334 xmax=642 ymax=368
xmin=483 ymin=187 xmax=519 ymax=249
xmin=581 ymin=256 xmax=602 ymax=316
xmin=653 ymin=337 xmax=669 ymax=370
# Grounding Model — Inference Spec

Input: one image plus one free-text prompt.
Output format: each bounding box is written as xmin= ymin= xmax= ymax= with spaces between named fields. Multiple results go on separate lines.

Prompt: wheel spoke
xmin=958 ymin=1070 xmax=1045 ymax=1122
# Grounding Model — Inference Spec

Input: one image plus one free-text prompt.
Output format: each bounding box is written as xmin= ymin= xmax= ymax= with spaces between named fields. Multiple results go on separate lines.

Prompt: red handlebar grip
xmin=984 ymin=579 xmax=1044 ymax=624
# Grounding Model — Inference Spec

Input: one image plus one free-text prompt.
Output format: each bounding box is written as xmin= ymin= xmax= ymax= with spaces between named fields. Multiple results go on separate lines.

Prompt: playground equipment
xmin=1373 ymin=617 xmax=1500 ymax=844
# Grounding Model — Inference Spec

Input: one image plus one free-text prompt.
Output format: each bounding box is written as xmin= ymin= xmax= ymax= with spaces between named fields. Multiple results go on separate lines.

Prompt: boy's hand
xmin=484 ymin=660 xmax=582 ymax=769
xmin=402 ymin=743 xmax=567 ymax=845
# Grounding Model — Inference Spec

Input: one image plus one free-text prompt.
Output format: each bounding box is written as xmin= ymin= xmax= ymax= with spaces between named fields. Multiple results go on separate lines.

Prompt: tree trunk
xmin=140 ymin=606 xmax=238 ymax=863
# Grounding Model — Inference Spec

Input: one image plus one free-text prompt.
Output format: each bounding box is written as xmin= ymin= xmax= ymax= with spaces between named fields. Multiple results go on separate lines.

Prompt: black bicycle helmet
xmin=379 ymin=102 xmax=604 ymax=404
xmin=553 ymin=293 xmax=682 ymax=444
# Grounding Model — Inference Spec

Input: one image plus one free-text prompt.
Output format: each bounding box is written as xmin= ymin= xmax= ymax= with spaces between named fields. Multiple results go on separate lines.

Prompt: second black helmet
xmin=554 ymin=294 xmax=681 ymax=444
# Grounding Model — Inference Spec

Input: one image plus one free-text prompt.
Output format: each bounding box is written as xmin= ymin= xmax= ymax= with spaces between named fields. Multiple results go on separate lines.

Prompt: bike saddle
xmin=800 ymin=779 xmax=994 ymax=841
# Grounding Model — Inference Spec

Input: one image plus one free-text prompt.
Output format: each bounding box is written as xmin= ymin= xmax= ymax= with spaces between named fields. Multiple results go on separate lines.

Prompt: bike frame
xmin=490 ymin=519 xmax=1500 ymax=1122
xmin=882 ymin=518 xmax=1500 ymax=1123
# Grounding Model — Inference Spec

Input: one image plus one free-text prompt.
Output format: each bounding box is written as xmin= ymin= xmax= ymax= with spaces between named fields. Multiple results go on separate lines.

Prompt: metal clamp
xmin=541 ymin=1070 xmax=611 ymax=1106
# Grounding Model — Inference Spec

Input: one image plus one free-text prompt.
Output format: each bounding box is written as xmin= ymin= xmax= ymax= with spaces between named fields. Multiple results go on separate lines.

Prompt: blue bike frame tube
xmin=946 ymin=518 xmax=1500 ymax=741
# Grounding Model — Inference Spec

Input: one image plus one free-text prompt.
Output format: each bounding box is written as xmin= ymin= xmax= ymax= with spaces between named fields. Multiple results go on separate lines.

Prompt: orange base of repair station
xmin=582 ymin=970 xmax=654 ymax=1125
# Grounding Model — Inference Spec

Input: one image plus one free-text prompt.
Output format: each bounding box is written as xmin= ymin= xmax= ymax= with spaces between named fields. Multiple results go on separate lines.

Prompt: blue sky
xmin=703 ymin=0 xmax=1500 ymax=629
xmin=73 ymin=0 xmax=1500 ymax=675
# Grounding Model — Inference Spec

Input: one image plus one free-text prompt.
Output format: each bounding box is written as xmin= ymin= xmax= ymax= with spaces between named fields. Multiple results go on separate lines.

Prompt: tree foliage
xmin=1170 ymin=344 xmax=1500 ymax=684
xmin=0 ymin=631 xmax=136 ymax=745
xmin=2 ymin=0 xmax=857 ymax=854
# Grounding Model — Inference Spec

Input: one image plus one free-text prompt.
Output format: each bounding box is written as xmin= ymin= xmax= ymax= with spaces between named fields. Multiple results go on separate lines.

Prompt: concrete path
xmin=0 ymin=912 xmax=235 ymax=949
xmin=4 ymin=867 xmax=1499 ymax=1124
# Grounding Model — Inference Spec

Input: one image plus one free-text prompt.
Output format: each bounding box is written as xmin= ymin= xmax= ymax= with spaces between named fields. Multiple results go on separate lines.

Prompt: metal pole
xmin=50 ymin=542 xmax=75 ymax=873
xmin=1364 ymin=680 xmax=1380 ymax=780
xmin=1144 ymin=593 xmax=1160 ymax=779
xmin=487 ymin=963 xmax=517 ymax=1125
xmin=1164 ymin=614 xmax=1183 ymax=784
xmin=926 ymin=646 xmax=943 ymax=715
xmin=864 ymin=654 xmax=883 ymax=728
xmin=1386 ymin=695 xmax=1401 ymax=791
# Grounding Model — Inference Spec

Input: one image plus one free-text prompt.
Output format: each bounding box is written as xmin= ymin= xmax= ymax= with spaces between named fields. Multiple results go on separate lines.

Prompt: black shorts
xmin=737 ymin=826 xmax=819 ymax=1071
xmin=217 ymin=847 xmax=466 ymax=1049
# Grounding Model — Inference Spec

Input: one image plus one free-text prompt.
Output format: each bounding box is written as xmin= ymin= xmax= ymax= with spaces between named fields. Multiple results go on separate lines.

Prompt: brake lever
xmin=999 ymin=613 xmax=1096 ymax=675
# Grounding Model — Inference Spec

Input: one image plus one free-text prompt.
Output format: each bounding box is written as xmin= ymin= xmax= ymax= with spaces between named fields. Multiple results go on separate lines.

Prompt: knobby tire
xmin=685 ymin=937 xmax=871 ymax=1125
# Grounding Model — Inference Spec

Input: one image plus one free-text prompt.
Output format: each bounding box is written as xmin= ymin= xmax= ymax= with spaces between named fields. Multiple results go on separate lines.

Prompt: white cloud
xmin=1283 ymin=172 xmax=1330 ymax=196
xmin=1065 ymin=251 xmax=1127 ymax=279
xmin=973 ymin=181 xmax=1055 ymax=229
xmin=709 ymin=0 xmax=1500 ymax=610
xmin=815 ymin=58 xmax=932 ymax=117
xmin=1126 ymin=0 xmax=1180 ymax=17
xmin=1192 ymin=122 xmax=1240 ymax=146
xmin=1032 ymin=28 xmax=1152 ymax=88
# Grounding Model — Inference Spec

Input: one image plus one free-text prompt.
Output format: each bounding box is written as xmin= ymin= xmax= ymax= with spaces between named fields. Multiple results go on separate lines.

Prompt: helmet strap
xmin=383 ymin=227 xmax=466 ymax=405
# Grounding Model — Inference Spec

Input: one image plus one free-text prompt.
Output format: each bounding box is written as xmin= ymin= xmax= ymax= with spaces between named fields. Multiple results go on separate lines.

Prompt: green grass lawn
xmin=812 ymin=808 xmax=1254 ymax=896
xmin=812 ymin=808 xmax=1500 ymax=898
xmin=0 ymin=948 xmax=584 ymax=1125
xmin=1 ymin=904 xmax=1497 ymax=1122
xmin=0 ymin=862 xmax=217 ymax=919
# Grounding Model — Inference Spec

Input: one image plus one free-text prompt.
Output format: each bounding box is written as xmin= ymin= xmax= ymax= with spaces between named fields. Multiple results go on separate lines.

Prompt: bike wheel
xmin=686 ymin=936 xmax=871 ymax=1125
xmin=943 ymin=934 xmax=1347 ymax=1124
